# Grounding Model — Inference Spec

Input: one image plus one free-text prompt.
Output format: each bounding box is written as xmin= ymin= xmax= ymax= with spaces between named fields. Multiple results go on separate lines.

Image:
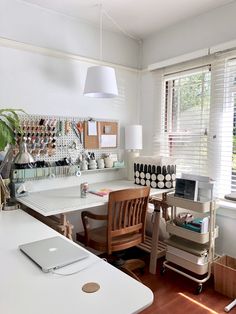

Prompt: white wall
xmin=142 ymin=1 xmax=236 ymax=68
xmin=0 ymin=0 xmax=139 ymax=69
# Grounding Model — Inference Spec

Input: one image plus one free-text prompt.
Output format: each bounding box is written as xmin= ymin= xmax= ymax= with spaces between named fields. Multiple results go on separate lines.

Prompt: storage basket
xmin=134 ymin=163 xmax=176 ymax=189
xmin=213 ymin=255 xmax=236 ymax=298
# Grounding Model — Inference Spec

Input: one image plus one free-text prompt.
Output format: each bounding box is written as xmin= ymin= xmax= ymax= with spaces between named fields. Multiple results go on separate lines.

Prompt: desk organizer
xmin=133 ymin=163 xmax=176 ymax=189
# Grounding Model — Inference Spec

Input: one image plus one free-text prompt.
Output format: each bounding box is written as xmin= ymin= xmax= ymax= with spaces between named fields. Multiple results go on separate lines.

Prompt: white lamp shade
xmin=83 ymin=65 xmax=118 ymax=98
xmin=125 ymin=125 xmax=143 ymax=150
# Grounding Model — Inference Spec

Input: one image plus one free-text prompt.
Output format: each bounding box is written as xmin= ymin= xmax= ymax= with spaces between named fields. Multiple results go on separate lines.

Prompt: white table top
xmin=0 ymin=209 xmax=153 ymax=314
xmin=17 ymin=179 xmax=170 ymax=216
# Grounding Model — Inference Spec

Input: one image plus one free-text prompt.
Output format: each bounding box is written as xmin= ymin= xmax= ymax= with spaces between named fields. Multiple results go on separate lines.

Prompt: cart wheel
xmin=195 ymin=284 xmax=203 ymax=295
xmin=160 ymin=265 xmax=166 ymax=276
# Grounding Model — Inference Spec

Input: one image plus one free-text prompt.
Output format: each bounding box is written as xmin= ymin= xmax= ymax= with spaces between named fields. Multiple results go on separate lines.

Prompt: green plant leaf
xmin=0 ymin=114 xmax=20 ymax=131
xmin=0 ymin=108 xmax=25 ymax=151
xmin=0 ymin=109 xmax=25 ymax=125
xmin=0 ymin=120 xmax=15 ymax=151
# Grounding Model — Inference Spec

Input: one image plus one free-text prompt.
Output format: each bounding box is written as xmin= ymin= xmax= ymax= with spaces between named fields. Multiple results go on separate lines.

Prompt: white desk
xmin=17 ymin=179 xmax=171 ymax=273
xmin=17 ymin=180 xmax=163 ymax=216
xmin=0 ymin=209 xmax=153 ymax=314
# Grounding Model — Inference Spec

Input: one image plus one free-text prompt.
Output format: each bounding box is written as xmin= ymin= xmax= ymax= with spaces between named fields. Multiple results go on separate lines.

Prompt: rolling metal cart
xmin=161 ymin=194 xmax=218 ymax=294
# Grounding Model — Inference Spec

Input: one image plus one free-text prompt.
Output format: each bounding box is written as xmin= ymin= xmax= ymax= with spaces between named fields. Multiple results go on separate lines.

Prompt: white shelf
xmin=12 ymin=165 xmax=125 ymax=181
xmin=166 ymin=251 xmax=209 ymax=275
xmin=166 ymin=222 xmax=219 ymax=244
xmin=81 ymin=167 xmax=125 ymax=174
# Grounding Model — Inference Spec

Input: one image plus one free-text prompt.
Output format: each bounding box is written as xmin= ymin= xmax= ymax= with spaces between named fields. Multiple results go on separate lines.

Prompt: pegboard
xmin=16 ymin=114 xmax=120 ymax=165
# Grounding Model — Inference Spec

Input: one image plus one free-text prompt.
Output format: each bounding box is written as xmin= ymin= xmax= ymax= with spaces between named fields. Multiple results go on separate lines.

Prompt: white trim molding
xmin=0 ymin=36 xmax=138 ymax=73
xmin=210 ymin=39 xmax=236 ymax=54
xmin=148 ymin=48 xmax=209 ymax=71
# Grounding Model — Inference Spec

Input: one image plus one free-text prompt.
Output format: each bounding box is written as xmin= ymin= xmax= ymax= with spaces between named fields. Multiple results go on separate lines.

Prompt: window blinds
xmin=160 ymin=66 xmax=211 ymax=178
xmin=210 ymin=55 xmax=236 ymax=197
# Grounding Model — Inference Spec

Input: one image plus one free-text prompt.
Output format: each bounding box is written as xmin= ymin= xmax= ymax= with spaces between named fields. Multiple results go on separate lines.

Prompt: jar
xmin=89 ymin=159 xmax=97 ymax=170
xmin=104 ymin=156 xmax=113 ymax=168
xmin=97 ymin=158 xmax=105 ymax=169
xmin=80 ymin=159 xmax=88 ymax=171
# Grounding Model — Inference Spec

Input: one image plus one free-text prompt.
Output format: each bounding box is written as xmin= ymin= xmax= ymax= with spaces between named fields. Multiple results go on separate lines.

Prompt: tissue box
xmin=133 ymin=156 xmax=176 ymax=189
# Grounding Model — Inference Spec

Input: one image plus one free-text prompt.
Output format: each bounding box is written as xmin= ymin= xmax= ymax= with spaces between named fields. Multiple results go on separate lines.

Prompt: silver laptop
xmin=19 ymin=236 xmax=89 ymax=272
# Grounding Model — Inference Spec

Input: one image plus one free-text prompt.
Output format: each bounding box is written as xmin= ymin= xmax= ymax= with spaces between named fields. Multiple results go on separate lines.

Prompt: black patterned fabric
xmin=134 ymin=163 xmax=176 ymax=189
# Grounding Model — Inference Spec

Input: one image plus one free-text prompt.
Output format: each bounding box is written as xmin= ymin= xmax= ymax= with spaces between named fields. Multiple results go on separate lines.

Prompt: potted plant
xmin=0 ymin=108 xmax=24 ymax=207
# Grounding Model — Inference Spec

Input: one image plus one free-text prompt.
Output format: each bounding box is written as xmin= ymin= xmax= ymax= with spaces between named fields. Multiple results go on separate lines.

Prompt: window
xmin=161 ymin=67 xmax=211 ymax=177
xmin=220 ymin=58 xmax=236 ymax=193
xmin=209 ymin=56 xmax=236 ymax=197
xmin=156 ymin=53 xmax=236 ymax=198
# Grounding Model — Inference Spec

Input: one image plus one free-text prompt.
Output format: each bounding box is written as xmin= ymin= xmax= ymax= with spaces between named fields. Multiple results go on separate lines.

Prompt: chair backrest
xmin=107 ymin=187 xmax=150 ymax=254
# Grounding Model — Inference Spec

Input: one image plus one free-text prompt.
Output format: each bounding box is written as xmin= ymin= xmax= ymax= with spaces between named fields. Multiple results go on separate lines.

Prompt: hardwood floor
xmin=137 ymin=257 xmax=236 ymax=314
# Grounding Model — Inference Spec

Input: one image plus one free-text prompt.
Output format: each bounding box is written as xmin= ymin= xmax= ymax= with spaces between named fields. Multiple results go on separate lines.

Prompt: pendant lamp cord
xmin=102 ymin=8 xmax=141 ymax=43
xmin=99 ymin=4 xmax=103 ymax=61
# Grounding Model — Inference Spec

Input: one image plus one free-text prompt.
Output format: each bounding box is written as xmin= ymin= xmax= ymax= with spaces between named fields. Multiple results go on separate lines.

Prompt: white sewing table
xmin=0 ymin=209 xmax=153 ymax=314
xmin=17 ymin=179 xmax=171 ymax=273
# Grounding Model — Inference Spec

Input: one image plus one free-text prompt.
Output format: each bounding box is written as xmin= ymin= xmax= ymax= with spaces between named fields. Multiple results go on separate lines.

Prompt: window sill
xmin=217 ymin=199 xmax=236 ymax=219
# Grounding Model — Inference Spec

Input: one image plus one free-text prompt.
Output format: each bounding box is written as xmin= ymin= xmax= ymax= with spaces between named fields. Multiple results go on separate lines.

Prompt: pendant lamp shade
xmin=84 ymin=65 xmax=118 ymax=98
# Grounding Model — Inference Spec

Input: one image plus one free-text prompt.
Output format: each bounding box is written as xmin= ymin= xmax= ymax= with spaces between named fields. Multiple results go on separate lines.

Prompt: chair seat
xmin=77 ymin=226 xmax=143 ymax=252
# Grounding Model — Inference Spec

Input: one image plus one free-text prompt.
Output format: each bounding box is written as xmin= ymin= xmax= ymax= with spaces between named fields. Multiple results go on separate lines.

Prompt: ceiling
xmin=21 ymin=0 xmax=234 ymax=39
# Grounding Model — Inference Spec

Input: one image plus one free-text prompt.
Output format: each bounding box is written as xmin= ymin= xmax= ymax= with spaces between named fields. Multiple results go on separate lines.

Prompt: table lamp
xmin=125 ymin=125 xmax=143 ymax=181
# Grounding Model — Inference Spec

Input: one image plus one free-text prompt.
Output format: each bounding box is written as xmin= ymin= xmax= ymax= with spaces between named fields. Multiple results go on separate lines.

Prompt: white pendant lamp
xmin=83 ymin=4 xmax=118 ymax=98
xmin=84 ymin=65 xmax=118 ymax=98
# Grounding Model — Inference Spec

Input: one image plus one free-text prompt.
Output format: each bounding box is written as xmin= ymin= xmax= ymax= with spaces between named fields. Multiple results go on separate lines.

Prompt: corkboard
xmin=99 ymin=121 xmax=118 ymax=148
xmin=84 ymin=121 xmax=99 ymax=149
xmin=84 ymin=121 xmax=118 ymax=149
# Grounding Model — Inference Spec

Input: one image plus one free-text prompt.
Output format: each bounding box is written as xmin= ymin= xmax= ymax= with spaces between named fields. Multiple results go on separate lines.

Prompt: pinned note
xmin=100 ymin=134 xmax=117 ymax=148
xmin=88 ymin=120 xmax=97 ymax=136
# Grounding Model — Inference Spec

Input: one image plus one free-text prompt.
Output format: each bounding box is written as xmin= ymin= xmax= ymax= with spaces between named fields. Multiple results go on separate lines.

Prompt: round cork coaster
xmin=82 ymin=282 xmax=100 ymax=293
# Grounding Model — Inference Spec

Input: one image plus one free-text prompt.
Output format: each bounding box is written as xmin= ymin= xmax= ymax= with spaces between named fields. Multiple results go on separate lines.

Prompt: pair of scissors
xmin=76 ymin=122 xmax=83 ymax=144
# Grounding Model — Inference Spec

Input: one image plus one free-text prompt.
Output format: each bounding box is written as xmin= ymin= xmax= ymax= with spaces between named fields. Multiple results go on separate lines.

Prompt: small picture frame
xmin=104 ymin=125 xmax=112 ymax=134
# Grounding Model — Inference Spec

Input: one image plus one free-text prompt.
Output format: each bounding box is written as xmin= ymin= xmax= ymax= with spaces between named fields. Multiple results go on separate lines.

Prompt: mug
xmin=97 ymin=158 xmax=105 ymax=169
xmin=104 ymin=157 xmax=113 ymax=168
xmin=89 ymin=159 xmax=97 ymax=170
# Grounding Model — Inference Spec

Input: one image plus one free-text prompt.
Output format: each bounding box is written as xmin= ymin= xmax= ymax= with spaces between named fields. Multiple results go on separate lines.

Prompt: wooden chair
xmin=76 ymin=187 xmax=150 ymax=281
